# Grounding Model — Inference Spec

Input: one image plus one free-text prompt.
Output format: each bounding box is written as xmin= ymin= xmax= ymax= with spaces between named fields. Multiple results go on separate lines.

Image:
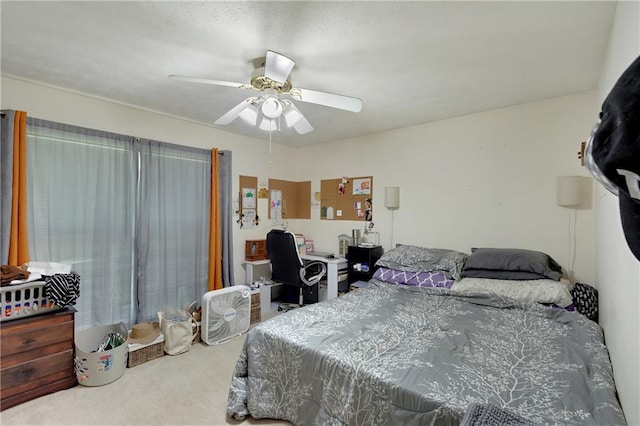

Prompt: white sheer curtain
xmin=26 ymin=118 xmax=136 ymax=329
xmin=26 ymin=119 xmax=217 ymax=329
xmin=135 ymin=140 xmax=210 ymax=322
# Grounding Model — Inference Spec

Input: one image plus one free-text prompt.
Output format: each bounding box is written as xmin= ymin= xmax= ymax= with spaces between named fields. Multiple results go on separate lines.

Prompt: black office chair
xmin=266 ymin=229 xmax=327 ymax=311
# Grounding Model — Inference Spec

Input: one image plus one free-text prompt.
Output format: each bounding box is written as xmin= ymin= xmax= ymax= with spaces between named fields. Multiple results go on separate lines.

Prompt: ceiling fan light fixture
xmin=261 ymin=96 xmax=283 ymax=119
xmin=293 ymin=116 xmax=314 ymax=134
xmin=238 ymin=103 xmax=259 ymax=125
xmin=283 ymin=103 xmax=303 ymax=127
xmin=259 ymin=118 xmax=278 ymax=131
xmin=264 ymin=50 xmax=295 ymax=85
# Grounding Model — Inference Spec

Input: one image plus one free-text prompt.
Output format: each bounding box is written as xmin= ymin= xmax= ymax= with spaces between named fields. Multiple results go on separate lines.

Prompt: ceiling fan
xmin=169 ymin=51 xmax=363 ymax=135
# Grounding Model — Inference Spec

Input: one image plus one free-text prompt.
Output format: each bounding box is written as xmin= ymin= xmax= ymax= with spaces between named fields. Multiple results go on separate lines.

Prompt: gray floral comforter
xmin=227 ymin=281 xmax=626 ymax=425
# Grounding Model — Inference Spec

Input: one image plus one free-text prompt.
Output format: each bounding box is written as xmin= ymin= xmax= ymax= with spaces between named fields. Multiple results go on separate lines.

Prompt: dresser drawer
xmin=1 ymin=349 xmax=74 ymax=400
xmin=0 ymin=309 xmax=76 ymax=410
xmin=0 ymin=311 xmax=74 ymax=357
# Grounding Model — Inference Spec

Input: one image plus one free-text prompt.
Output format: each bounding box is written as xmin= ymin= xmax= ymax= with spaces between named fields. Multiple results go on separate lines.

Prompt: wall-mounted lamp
xmin=385 ymin=186 xmax=400 ymax=209
xmin=556 ymin=176 xmax=592 ymax=280
xmin=385 ymin=186 xmax=400 ymax=248
xmin=557 ymin=176 xmax=589 ymax=208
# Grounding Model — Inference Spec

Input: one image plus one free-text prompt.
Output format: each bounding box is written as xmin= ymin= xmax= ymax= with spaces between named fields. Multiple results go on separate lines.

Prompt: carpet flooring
xmin=1 ymin=330 xmax=291 ymax=426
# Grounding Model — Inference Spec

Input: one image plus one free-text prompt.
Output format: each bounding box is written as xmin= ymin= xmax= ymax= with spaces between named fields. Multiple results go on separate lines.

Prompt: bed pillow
xmin=460 ymin=248 xmax=563 ymax=281
xmin=460 ymin=269 xmax=557 ymax=281
xmin=571 ymin=282 xmax=599 ymax=322
xmin=372 ymin=267 xmax=454 ymax=288
xmin=452 ymin=277 xmax=574 ymax=307
xmin=375 ymin=245 xmax=468 ymax=280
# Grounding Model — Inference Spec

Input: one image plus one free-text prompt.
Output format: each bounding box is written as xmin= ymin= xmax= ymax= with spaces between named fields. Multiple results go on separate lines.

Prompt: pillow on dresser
xmin=460 ymin=248 xmax=563 ymax=281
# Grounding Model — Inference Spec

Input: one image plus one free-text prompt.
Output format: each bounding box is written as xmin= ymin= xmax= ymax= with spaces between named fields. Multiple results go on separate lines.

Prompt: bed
xmin=227 ymin=246 xmax=626 ymax=425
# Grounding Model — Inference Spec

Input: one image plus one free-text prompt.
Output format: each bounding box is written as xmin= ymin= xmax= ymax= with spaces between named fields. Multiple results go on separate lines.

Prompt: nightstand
xmin=347 ymin=245 xmax=383 ymax=284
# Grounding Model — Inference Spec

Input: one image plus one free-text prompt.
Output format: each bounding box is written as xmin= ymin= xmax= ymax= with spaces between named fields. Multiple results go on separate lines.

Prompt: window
xmin=26 ymin=118 xmax=211 ymax=329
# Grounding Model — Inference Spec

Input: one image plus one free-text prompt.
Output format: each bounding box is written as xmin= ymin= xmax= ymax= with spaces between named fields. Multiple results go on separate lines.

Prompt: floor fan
xmin=201 ymin=286 xmax=251 ymax=345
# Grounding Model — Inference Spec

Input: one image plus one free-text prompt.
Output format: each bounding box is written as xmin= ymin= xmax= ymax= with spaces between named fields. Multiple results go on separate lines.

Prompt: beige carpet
xmin=1 ymin=331 xmax=291 ymax=426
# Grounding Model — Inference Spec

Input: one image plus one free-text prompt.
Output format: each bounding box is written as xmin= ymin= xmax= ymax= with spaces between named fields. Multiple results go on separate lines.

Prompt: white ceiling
xmin=1 ymin=1 xmax=616 ymax=147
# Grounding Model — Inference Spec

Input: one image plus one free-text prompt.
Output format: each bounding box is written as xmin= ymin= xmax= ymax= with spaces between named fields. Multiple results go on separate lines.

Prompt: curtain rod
xmin=2 ymin=114 xmax=225 ymax=156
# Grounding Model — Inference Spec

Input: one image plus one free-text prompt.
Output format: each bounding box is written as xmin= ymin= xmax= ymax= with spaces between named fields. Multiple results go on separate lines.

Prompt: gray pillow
xmin=461 ymin=269 xmax=555 ymax=280
xmin=460 ymin=248 xmax=562 ymax=281
xmin=375 ymin=245 xmax=468 ymax=280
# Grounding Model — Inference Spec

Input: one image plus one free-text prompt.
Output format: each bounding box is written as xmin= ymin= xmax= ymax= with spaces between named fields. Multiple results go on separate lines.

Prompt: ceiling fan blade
xmin=214 ymin=98 xmax=255 ymax=125
xmin=292 ymin=115 xmax=314 ymax=135
xmin=293 ymin=88 xmax=363 ymax=113
xmin=264 ymin=51 xmax=295 ymax=85
xmin=169 ymin=75 xmax=249 ymax=89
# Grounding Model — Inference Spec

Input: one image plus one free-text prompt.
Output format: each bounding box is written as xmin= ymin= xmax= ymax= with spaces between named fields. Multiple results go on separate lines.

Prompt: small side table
xmin=250 ymin=289 xmax=261 ymax=325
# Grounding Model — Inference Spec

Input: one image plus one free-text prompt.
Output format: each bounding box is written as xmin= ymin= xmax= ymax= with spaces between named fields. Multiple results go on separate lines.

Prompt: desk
xmin=242 ymin=259 xmax=270 ymax=287
xmin=243 ymin=255 xmax=347 ymax=302
xmin=301 ymin=254 xmax=347 ymax=301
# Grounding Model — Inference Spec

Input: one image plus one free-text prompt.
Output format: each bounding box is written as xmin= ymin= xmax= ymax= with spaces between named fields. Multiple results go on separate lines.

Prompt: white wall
xmin=595 ymin=2 xmax=640 ymax=424
xmin=295 ymin=92 xmax=598 ymax=284
xmin=0 ymin=76 xmax=298 ymax=286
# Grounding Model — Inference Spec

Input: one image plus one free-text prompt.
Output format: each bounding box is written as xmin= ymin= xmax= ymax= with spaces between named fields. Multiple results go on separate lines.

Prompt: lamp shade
xmin=283 ymin=103 xmax=303 ymax=127
xmin=385 ymin=186 xmax=400 ymax=209
xmin=238 ymin=103 xmax=259 ymax=126
xmin=259 ymin=118 xmax=277 ymax=131
xmin=557 ymin=176 xmax=588 ymax=207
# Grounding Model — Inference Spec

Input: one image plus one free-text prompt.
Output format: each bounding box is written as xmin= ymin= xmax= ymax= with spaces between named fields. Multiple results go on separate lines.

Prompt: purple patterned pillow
xmin=373 ymin=267 xmax=416 ymax=284
xmin=407 ymin=271 xmax=454 ymax=288
xmin=373 ymin=267 xmax=454 ymax=288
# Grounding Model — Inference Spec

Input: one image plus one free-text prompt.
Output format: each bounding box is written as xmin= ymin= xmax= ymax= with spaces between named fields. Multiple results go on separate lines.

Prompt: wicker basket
xmin=127 ymin=337 xmax=164 ymax=368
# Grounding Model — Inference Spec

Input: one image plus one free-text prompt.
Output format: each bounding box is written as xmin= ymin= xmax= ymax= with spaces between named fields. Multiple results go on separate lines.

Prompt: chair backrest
xmin=266 ymin=229 xmax=304 ymax=287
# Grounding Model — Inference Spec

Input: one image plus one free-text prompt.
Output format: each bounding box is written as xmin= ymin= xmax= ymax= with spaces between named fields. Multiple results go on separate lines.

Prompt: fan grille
xmin=202 ymin=287 xmax=251 ymax=345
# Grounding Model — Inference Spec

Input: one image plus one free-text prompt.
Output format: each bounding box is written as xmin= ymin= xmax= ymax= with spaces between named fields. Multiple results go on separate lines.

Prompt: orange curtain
xmin=8 ymin=111 xmax=30 ymax=266
xmin=208 ymin=148 xmax=223 ymax=291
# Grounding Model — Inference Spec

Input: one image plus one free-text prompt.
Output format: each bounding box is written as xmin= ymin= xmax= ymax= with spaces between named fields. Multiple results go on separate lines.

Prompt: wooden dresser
xmin=0 ymin=308 xmax=77 ymax=410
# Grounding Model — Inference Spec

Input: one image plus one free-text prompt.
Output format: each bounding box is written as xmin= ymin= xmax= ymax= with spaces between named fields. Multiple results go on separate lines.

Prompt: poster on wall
xmin=242 ymin=209 xmax=257 ymax=229
xmin=352 ymin=178 xmax=371 ymax=195
xmin=338 ymin=177 xmax=349 ymax=195
xmin=270 ymin=189 xmax=283 ymax=225
xmin=242 ymin=187 xmax=256 ymax=209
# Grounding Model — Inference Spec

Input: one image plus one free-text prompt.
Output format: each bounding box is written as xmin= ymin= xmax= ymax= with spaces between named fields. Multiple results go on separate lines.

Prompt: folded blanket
xmin=460 ymin=403 xmax=534 ymax=426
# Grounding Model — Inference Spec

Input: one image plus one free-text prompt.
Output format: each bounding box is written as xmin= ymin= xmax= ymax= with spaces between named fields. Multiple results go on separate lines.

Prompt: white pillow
xmin=452 ymin=277 xmax=574 ymax=307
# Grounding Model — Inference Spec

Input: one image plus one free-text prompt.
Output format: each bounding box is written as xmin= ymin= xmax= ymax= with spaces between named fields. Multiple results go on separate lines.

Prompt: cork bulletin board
xmin=238 ymin=175 xmax=259 ymax=229
xmin=268 ymin=178 xmax=311 ymax=219
xmin=320 ymin=176 xmax=373 ymax=221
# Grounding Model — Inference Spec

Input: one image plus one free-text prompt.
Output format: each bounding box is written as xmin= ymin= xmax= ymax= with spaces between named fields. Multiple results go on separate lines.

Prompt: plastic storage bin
xmin=74 ymin=322 xmax=128 ymax=386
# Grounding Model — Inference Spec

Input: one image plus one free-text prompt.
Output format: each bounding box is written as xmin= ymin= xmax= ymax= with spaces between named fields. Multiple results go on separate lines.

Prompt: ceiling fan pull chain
xmin=268 ymin=127 xmax=272 ymax=167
